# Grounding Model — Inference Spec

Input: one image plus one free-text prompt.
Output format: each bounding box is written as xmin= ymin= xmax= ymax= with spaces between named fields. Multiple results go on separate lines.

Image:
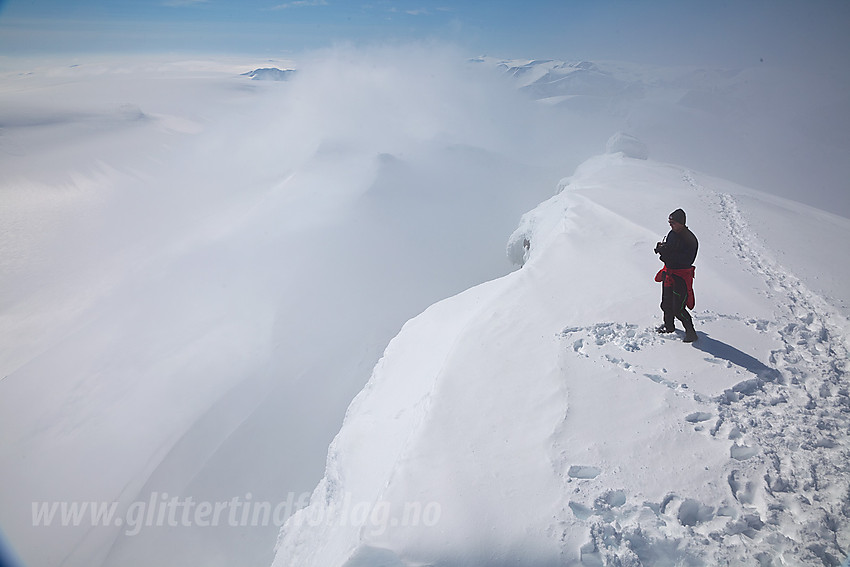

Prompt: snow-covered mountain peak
xmin=273 ymin=154 xmax=850 ymax=566
xmin=478 ymin=57 xmax=614 ymax=95
xmin=242 ymin=67 xmax=297 ymax=81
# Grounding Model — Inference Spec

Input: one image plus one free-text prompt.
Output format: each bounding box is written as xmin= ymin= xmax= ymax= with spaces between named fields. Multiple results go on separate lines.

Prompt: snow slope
xmin=2 ymin=49 xmax=849 ymax=567
xmin=0 ymin=51 xmax=574 ymax=567
xmin=272 ymin=153 xmax=850 ymax=566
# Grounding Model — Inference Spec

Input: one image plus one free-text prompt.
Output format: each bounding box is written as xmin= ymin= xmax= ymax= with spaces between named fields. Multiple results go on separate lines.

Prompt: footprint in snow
xmin=567 ymin=465 xmax=601 ymax=480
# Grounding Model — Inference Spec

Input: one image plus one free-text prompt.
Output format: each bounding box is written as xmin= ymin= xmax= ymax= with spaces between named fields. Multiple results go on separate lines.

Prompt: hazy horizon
xmin=2 ymin=3 xmax=850 ymax=566
xmin=2 ymin=0 xmax=850 ymax=70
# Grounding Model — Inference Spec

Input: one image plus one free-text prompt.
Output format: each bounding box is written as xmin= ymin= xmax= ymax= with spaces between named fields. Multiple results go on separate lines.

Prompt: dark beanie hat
xmin=669 ymin=208 xmax=686 ymax=225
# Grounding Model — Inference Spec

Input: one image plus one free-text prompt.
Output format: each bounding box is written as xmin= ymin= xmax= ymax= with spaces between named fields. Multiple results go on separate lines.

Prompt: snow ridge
xmin=272 ymin=155 xmax=850 ymax=567
xmin=554 ymin=168 xmax=850 ymax=565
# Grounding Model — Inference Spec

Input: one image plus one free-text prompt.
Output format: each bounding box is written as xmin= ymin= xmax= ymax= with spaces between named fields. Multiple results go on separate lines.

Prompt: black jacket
xmin=658 ymin=227 xmax=698 ymax=269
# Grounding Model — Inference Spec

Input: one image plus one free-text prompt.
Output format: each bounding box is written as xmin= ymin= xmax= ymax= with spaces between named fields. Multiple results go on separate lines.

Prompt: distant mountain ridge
xmin=242 ymin=67 xmax=296 ymax=81
xmin=472 ymin=56 xmax=850 ymax=217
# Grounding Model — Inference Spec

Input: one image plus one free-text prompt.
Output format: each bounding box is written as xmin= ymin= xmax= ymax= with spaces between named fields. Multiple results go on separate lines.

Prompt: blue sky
xmin=1 ymin=0 xmax=850 ymax=67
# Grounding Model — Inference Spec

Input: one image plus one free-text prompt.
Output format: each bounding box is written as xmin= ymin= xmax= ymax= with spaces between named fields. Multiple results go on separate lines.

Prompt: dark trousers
xmin=660 ymin=274 xmax=694 ymax=332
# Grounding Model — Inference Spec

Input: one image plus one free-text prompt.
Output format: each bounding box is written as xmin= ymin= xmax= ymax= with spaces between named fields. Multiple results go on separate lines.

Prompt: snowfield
xmin=1 ymin=49 xmax=849 ymax=567
xmin=273 ymin=154 xmax=850 ymax=566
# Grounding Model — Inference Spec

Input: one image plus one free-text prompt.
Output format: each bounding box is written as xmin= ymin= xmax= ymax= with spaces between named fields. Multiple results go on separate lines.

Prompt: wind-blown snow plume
xmin=0 ymin=47 xmax=592 ymax=567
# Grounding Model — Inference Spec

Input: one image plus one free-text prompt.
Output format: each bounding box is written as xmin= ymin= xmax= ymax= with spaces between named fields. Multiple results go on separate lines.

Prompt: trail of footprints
xmin=698 ymin=176 xmax=850 ymax=565
xmin=559 ymin=313 xmax=849 ymax=565
xmin=561 ymin=316 xmax=756 ymax=399
xmin=556 ymin=181 xmax=850 ymax=565
xmin=559 ymin=314 xmax=776 ymax=446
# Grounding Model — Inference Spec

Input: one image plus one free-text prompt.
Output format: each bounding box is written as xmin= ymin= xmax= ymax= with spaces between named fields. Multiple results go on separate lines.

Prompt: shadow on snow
xmin=692 ymin=332 xmax=783 ymax=384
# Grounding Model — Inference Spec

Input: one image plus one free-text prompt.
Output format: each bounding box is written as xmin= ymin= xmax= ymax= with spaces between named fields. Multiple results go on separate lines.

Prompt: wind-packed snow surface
xmin=273 ymin=154 xmax=850 ymax=566
xmin=2 ymin=49 xmax=850 ymax=567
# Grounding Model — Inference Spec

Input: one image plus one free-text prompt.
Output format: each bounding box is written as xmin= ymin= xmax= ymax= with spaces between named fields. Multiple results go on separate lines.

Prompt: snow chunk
xmin=684 ymin=411 xmax=713 ymax=423
xmin=568 ymin=465 xmax=602 ymax=479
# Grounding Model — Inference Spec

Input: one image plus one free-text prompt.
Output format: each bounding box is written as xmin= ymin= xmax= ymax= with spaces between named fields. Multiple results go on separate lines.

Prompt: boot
xmin=657 ymin=314 xmax=675 ymax=333
xmin=683 ymin=321 xmax=698 ymax=343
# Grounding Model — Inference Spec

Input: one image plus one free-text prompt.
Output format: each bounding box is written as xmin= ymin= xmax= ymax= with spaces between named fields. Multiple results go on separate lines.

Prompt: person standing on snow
xmin=654 ymin=208 xmax=698 ymax=342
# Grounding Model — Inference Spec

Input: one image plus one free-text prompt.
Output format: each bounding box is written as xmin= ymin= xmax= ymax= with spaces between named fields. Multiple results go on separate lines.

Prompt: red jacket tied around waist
xmin=655 ymin=266 xmax=695 ymax=309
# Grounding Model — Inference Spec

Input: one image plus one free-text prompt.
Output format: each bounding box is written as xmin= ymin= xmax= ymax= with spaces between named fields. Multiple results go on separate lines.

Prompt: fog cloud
xmin=1 ymin=35 xmax=849 ymax=567
xmin=0 ymin=45 xmax=599 ymax=567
